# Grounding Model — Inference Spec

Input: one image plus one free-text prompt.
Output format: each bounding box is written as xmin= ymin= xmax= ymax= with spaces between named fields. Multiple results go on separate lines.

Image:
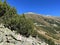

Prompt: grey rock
xmin=0 ymin=24 xmax=48 ymax=45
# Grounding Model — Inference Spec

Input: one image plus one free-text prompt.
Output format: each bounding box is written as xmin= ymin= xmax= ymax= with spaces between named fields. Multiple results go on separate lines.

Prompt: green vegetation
xmin=40 ymin=26 xmax=57 ymax=34
xmin=0 ymin=0 xmax=34 ymax=37
xmin=37 ymin=33 xmax=55 ymax=45
xmin=0 ymin=0 xmax=57 ymax=45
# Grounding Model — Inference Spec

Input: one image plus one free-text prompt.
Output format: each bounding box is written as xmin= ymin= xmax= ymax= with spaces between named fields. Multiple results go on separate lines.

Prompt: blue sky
xmin=6 ymin=0 xmax=60 ymax=16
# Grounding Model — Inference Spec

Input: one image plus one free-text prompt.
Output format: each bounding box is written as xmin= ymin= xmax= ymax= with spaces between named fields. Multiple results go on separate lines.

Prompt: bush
xmin=4 ymin=14 xmax=34 ymax=37
xmin=0 ymin=0 xmax=34 ymax=37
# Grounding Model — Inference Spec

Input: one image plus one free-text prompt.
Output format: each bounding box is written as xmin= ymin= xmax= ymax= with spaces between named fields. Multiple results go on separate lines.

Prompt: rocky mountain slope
xmin=0 ymin=24 xmax=48 ymax=45
xmin=0 ymin=0 xmax=60 ymax=45
xmin=24 ymin=13 xmax=60 ymax=45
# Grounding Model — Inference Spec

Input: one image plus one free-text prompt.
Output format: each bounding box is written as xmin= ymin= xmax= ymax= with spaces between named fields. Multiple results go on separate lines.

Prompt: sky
xmin=6 ymin=0 xmax=60 ymax=16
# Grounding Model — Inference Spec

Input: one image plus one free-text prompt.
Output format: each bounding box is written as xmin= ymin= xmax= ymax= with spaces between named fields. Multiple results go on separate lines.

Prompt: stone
xmin=0 ymin=24 xmax=48 ymax=45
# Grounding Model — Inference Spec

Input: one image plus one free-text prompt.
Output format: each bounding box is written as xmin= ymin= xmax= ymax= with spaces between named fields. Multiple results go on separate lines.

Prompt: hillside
xmin=0 ymin=0 xmax=60 ymax=45
xmin=24 ymin=13 xmax=60 ymax=45
xmin=0 ymin=24 xmax=49 ymax=45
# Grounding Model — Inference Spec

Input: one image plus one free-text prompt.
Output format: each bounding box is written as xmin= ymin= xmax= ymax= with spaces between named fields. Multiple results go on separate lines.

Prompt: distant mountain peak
xmin=24 ymin=12 xmax=37 ymax=14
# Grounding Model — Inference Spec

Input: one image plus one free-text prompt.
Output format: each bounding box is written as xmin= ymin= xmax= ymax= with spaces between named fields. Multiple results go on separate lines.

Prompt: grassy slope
xmin=25 ymin=14 xmax=60 ymax=44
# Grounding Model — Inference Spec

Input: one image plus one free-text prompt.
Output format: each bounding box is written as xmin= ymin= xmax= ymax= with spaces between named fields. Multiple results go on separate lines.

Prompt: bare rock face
xmin=0 ymin=24 xmax=48 ymax=45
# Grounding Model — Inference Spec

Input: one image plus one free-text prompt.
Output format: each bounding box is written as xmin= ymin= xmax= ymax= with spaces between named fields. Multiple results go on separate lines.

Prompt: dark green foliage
xmin=40 ymin=26 xmax=57 ymax=34
xmin=17 ymin=15 xmax=34 ymax=37
xmin=44 ymin=18 xmax=55 ymax=24
xmin=45 ymin=33 xmax=59 ymax=40
xmin=38 ymin=33 xmax=55 ymax=45
xmin=31 ymin=30 xmax=38 ymax=37
xmin=4 ymin=15 xmax=34 ymax=37
xmin=47 ymin=39 xmax=55 ymax=45
xmin=0 ymin=0 xmax=34 ymax=37
xmin=0 ymin=1 xmax=56 ymax=45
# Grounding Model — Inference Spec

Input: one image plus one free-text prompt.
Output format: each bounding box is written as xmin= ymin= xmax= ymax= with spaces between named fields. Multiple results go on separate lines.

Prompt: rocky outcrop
xmin=0 ymin=24 xmax=48 ymax=45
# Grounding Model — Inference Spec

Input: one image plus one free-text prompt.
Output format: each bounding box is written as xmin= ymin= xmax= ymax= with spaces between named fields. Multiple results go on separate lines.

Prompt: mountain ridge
xmin=24 ymin=13 xmax=60 ymax=45
xmin=0 ymin=1 xmax=60 ymax=45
